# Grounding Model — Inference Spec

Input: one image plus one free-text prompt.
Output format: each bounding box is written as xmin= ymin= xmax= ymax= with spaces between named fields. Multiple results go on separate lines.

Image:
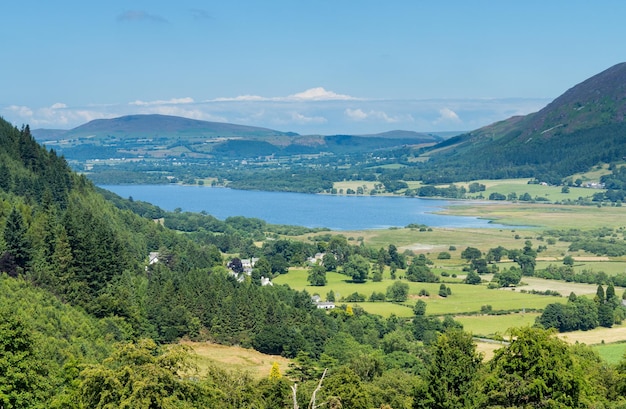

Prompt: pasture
xmin=439 ymin=201 xmax=626 ymax=230
xmin=592 ymin=342 xmax=626 ymax=364
xmin=456 ymin=313 xmax=540 ymax=337
xmin=182 ymin=341 xmax=291 ymax=379
xmin=458 ymin=178 xmax=597 ymax=202
xmin=274 ymin=269 xmax=583 ymax=317
xmin=279 ymin=191 xmax=626 ymax=361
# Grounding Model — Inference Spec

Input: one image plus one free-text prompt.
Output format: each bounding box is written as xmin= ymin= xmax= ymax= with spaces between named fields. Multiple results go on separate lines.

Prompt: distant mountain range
xmin=33 ymin=114 xmax=298 ymax=141
xmin=32 ymin=63 xmax=626 ymax=183
xmin=421 ymin=62 xmax=626 ymax=183
xmin=32 ymin=114 xmax=446 ymax=159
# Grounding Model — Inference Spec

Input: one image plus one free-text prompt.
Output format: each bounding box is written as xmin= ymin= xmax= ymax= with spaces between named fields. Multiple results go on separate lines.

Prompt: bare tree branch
xmin=309 ymin=368 xmax=328 ymax=409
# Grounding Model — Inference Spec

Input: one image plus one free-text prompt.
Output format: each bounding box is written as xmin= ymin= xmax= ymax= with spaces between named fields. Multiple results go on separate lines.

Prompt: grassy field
xmin=279 ymin=189 xmax=626 ymax=362
xmin=334 ymin=176 xmax=609 ymax=203
xmin=454 ymin=178 xmax=598 ymax=202
xmin=592 ymin=342 xmax=626 ymax=364
xmin=181 ymin=341 xmax=291 ymax=379
xmin=274 ymin=269 xmax=579 ymax=317
xmin=456 ymin=313 xmax=540 ymax=337
xmin=332 ymin=181 xmax=379 ymax=193
xmin=440 ymin=202 xmax=626 ymax=230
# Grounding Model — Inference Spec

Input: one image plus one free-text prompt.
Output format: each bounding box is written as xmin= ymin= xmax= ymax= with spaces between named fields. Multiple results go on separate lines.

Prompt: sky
xmin=1 ymin=1 xmax=625 ymax=135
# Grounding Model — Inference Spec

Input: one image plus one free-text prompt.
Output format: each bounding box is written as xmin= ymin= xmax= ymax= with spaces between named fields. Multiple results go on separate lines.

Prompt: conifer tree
xmin=3 ymin=207 xmax=32 ymax=273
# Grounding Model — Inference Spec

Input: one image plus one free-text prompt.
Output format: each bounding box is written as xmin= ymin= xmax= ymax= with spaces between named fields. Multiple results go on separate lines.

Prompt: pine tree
xmin=606 ymin=282 xmax=617 ymax=303
xmin=596 ymin=285 xmax=605 ymax=303
xmin=424 ymin=329 xmax=483 ymax=408
xmin=3 ymin=207 xmax=32 ymax=273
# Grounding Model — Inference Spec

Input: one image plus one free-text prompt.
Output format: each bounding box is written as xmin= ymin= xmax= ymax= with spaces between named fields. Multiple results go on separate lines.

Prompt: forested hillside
xmin=5 ymin=116 xmax=626 ymax=407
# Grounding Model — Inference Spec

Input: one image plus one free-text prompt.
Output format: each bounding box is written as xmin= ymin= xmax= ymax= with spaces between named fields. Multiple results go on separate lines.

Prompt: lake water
xmin=100 ymin=184 xmax=507 ymax=231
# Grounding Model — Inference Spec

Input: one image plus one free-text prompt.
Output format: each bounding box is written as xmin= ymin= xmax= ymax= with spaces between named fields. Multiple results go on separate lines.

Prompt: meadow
xmin=181 ymin=341 xmax=292 ymax=379
xmin=273 ymin=269 xmax=605 ymax=318
xmin=193 ymin=189 xmax=626 ymax=371
xmin=279 ymin=190 xmax=626 ymax=363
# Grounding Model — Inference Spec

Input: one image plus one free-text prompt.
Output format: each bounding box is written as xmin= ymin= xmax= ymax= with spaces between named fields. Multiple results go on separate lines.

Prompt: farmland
xmin=274 ymin=196 xmax=626 ymax=362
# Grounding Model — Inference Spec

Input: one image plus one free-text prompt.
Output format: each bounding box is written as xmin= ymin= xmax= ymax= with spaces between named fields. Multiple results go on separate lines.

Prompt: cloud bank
xmin=1 ymin=88 xmax=550 ymax=135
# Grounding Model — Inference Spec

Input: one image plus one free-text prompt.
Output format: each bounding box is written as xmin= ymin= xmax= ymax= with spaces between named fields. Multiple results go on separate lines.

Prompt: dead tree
xmin=291 ymin=368 xmax=328 ymax=409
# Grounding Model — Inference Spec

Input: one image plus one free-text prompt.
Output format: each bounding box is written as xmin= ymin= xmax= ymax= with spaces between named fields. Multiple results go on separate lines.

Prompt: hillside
xmin=421 ymin=62 xmax=626 ymax=183
xmin=32 ymin=114 xmax=442 ymax=161
xmin=36 ymin=114 xmax=296 ymax=139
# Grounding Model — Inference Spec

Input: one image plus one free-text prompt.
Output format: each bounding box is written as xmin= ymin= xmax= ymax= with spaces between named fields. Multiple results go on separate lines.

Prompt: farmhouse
xmin=311 ymin=295 xmax=335 ymax=309
xmin=307 ymin=253 xmax=325 ymax=265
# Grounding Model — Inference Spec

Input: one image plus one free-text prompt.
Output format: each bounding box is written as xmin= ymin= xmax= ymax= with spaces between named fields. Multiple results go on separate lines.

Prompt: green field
xmin=274 ymin=269 xmax=570 ymax=317
xmin=592 ymin=342 xmax=626 ymax=364
xmin=440 ymin=202 xmax=626 ymax=230
xmin=456 ymin=178 xmax=599 ymax=202
xmin=281 ymin=193 xmax=626 ymax=344
xmin=456 ymin=313 xmax=540 ymax=337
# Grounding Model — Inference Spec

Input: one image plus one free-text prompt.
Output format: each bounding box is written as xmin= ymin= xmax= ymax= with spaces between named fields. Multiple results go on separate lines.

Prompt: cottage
xmin=307 ymin=252 xmax=326 ymax=265
xmin=311 ymin=295 xmax=334 ymax=309
xmin=315 ymin=302 xmax=335 ymax=310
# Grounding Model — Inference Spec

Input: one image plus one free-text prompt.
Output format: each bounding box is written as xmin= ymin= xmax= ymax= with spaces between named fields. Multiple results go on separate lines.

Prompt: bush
xmin=437 ymin=252 xmax=451 ymax=260
xmin=344 ymin=292 xmax=366 ymax=302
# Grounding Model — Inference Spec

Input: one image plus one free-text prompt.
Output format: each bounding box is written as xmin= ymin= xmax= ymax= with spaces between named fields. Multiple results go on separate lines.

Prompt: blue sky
xmin=1 ymin=1 xmax=624 ymax=134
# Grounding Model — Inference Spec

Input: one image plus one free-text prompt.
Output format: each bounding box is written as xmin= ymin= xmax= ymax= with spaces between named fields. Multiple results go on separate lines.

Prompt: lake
xmin=100 ymin=184 xmax=508 ymax=231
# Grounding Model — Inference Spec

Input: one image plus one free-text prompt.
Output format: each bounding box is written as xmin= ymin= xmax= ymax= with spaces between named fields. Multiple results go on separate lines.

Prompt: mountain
xmin=422 ymin=62 xmax=626 ymax=183
xmin=33 ymin=114 xmax=297 ymax=140
xmin=32 ymin=114 xmax=442 ymax=160
xmin=359 ymin=129 xmax=447 ymax=140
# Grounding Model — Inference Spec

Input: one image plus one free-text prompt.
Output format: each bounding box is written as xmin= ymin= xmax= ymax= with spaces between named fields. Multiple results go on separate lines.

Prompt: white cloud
xmin=290 ymin=112 xmax=327 ymax=124
xmin=345 ymin=108 xmax=368 ymax=120
xmin=287 ymin=87 xmax=356 ymax=101
xmin=130 ymin=97 xmax=195 ymax=106
xmin=213 ymin=95 xmax=267 ymax=102
xmin=344 ymin=108 xmax=412 ymax=123
xmin=2 ymin=96 xmax=549 ymax=135
xmin=6 ymin=105 xmax=34 ymax=118
xmin=212 ymin=87 xmax=357 ymax=103
xmin=434 ymin=107 xmax=462 ymax=124
xmin=3 ymin=103 xmax=110 ymax=127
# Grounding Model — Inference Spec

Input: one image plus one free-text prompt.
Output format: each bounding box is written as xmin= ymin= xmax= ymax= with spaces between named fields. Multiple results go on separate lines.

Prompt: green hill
xmin=421 ymin=62 xmax=626 ymax=183
xmin=32 ymin=114 xmax=441 ymax=161
xmin=39 ymin=113 xmax=295 ymax=139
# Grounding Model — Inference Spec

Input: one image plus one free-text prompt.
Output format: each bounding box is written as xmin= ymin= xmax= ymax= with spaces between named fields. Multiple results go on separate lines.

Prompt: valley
xmin=3 ymin=62 xmax=626 ymax=408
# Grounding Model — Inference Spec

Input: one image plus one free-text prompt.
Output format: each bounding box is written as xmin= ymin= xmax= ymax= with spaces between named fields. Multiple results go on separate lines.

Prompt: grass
xmin=275 ymin=269 xmax=571 ymax=317
xmin=181 ymin=341 xmax=291 ymax=380
xmin=440 ymin=202 xmax=626 ymax=230
xmin=456 ymin=313 xmax=540 ymax=337
xmin=592 ymin=342 xmax=626 ymax=364
xmin=556 ymin=324 xmax=626 ymax=345
xmin=508 ymin=277 xmax=615 ymax=297
xmin=454 ymin=178 xmax=599 ymax=202
xmin=280 ymin=191 xmax=626 ymax=352
xmin=332 ymin=181 xmax=378 ymax=193
xmin=356 ymin=227 xmax=553 ymax=256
